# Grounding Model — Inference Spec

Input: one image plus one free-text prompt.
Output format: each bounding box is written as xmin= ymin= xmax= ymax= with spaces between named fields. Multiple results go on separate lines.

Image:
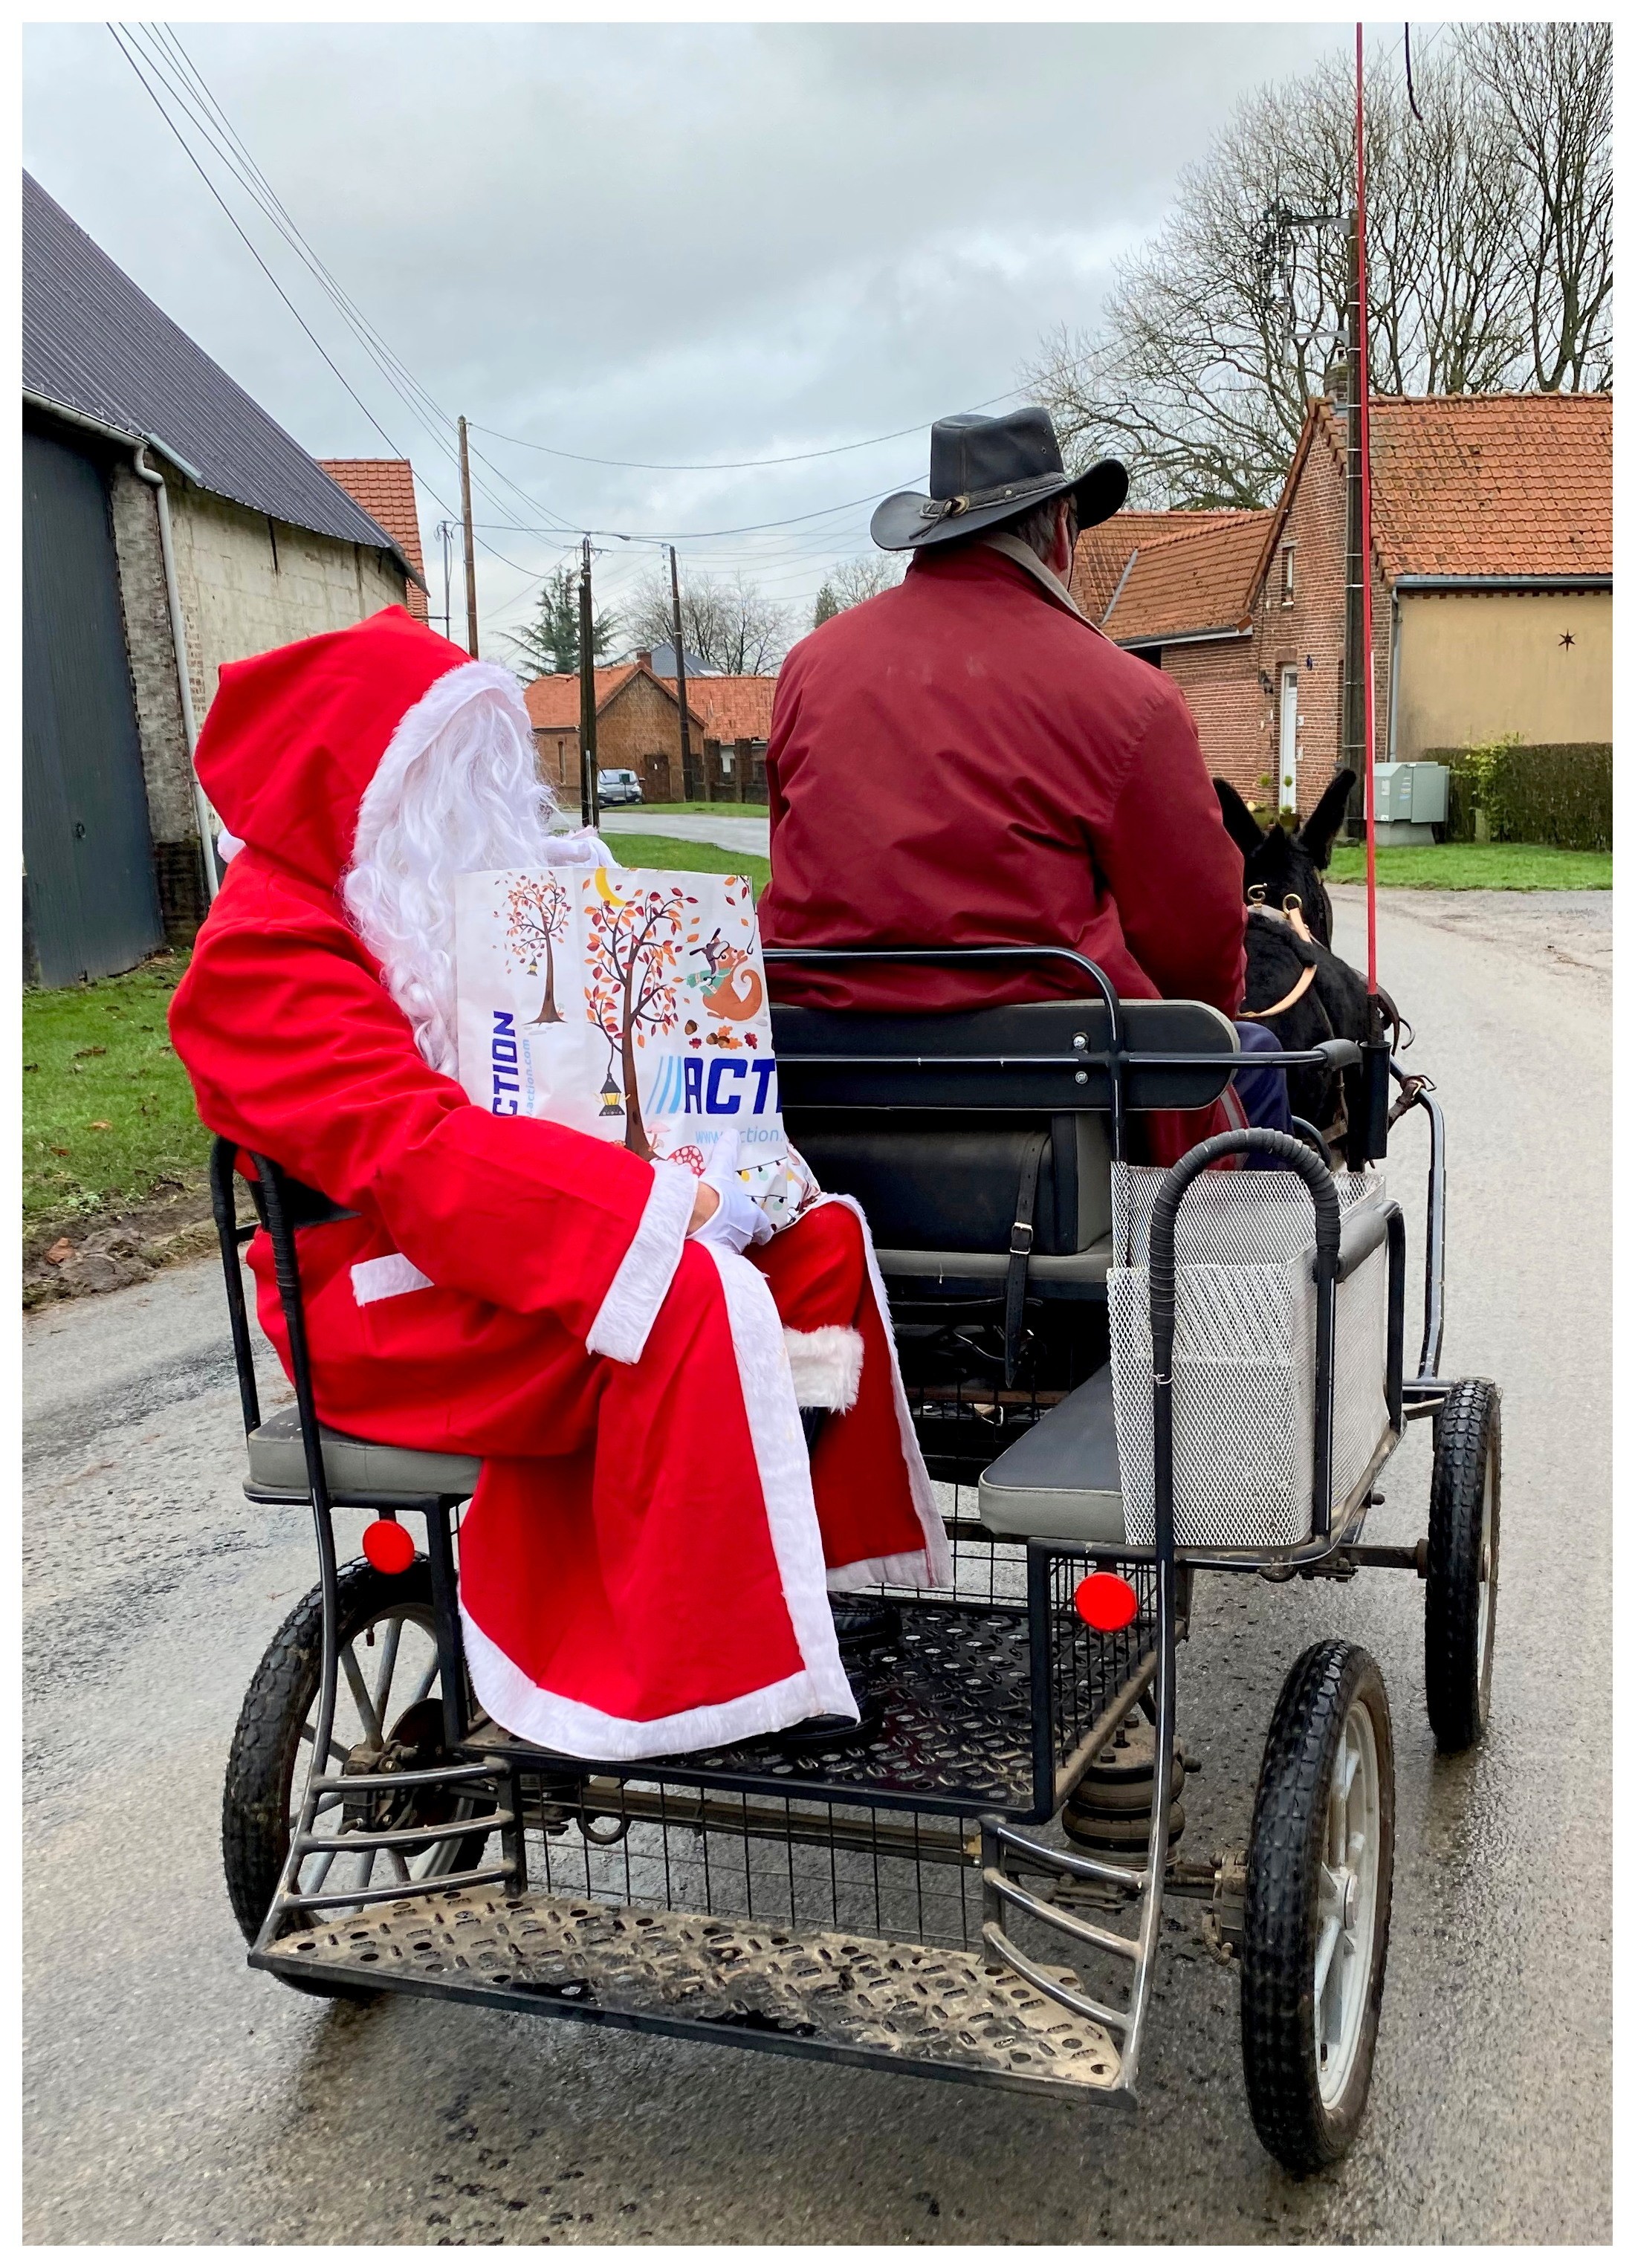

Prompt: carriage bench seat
xmin=247 ymin=1404 xmax=482 ymax=1500
xmin=977 ymin=1366 xmax=1124 ymax=1546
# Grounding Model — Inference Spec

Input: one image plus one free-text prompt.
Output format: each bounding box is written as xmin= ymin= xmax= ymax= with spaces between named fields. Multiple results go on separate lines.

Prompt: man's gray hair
xmin=995 ymin=492 xmax=1070 ymax=561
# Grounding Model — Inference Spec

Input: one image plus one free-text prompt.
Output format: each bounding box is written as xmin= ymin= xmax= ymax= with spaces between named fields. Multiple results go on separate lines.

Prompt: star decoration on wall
xmin=1559 ymin=631 xmax=1576 ymax=649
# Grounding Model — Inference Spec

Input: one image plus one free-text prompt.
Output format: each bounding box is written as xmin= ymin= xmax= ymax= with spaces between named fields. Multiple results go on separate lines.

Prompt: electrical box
xmin=1373 ymin=761 xmax=1447 ymax=839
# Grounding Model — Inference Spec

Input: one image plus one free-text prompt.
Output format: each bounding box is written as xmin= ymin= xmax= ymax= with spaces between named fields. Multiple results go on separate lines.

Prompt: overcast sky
xmin=24 ymin=19 xmax=1352 ymax=655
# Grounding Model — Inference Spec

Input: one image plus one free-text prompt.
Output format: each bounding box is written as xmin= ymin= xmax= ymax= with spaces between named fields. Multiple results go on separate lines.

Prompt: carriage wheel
xmin=1240 ymin=1641 xmax=1395 ymax=2176
xmin=1425 ymin=1379 xmax=1500 ymax=1753
xmin=222 ymin=1555 xmax=491 ymax=1997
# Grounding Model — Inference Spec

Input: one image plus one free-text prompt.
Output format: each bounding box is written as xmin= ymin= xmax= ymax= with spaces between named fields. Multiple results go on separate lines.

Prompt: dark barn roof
xmin=22 ymin=171 xmax=410 ymax=571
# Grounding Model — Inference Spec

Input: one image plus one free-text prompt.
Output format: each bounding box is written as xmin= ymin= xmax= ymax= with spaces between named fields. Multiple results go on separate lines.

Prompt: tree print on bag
xmin=583 ymin=870 xmax=700 ymax=1159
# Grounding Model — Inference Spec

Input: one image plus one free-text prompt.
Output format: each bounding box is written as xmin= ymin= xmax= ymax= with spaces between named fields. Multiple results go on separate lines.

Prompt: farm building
xmin=22 ymin=172 xmax=424 ymax=985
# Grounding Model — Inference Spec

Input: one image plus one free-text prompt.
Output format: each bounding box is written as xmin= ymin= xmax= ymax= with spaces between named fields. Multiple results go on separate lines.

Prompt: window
xmin=1278 ymin=543 xmax=1296 ymax=606
xmin=720 ymin=746 xmax=733 ymax=777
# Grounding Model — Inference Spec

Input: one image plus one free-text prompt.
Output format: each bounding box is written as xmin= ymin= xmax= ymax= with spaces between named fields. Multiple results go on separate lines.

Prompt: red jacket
xmin=760 ymin=542 xmax=1246 ymax=1022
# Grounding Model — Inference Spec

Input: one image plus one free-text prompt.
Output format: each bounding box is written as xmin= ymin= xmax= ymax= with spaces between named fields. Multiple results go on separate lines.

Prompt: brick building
xmin=524 ymin=658 xmax=780 ymax=805
xmin=1073 ymin=392 xmax=1610 ymax=818
xmin=318 ymin=459 xmax=428 ymax=622
xmin=661 ymin=671 xmax=777 ymax=801
xmin=524 ymin=654 xmax=708 ymax=803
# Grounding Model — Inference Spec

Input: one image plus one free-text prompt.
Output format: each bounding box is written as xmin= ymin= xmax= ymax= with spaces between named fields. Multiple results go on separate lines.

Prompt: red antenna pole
xmin=1355 ymin=21 xmax=1378 ymax=993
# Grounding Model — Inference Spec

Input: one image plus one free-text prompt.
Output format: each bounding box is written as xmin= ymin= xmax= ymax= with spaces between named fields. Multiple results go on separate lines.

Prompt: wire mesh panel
xmin=515 ymin=1778 xmax=988 ymax=1950
xmin=1108 ymin=1164 xmax=1390 ymax=1548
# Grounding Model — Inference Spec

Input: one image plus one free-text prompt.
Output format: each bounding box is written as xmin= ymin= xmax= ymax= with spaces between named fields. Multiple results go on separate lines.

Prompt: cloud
xmin=23 ymin=18 xmax=1347 ymax=640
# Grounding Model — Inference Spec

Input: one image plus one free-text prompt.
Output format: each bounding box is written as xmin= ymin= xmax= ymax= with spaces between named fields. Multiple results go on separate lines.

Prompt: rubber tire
xmin=1425 ymin=1378 xmax=1500 ymax=1753
xmin=1240 ymin=1641 xmax=1396 ymax=2177
xmin=221 ymin=1555 xmax=487 ymax=1997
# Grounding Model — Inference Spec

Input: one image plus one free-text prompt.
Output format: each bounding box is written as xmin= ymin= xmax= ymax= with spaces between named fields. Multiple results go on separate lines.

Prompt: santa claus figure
xmin=169 ymin=607 xmax=947 ymax=1760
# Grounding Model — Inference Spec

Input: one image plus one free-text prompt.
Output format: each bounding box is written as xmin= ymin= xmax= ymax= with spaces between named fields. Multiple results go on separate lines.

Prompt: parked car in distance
xmin=598 ymin=769 xmax=643 ymax=806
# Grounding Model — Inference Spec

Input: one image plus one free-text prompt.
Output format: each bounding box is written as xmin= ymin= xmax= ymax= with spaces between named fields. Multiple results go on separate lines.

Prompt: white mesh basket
xmin=1108 ymin=1163 xmax=1391 ymax=1549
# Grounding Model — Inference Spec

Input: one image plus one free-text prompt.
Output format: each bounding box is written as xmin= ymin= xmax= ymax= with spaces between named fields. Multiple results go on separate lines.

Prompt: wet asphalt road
xmin=23 ymin=890 xmax=1610 ymax=2242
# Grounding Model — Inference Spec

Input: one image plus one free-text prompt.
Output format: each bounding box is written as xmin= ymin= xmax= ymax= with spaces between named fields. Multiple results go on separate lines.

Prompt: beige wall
xmin=1393 ymin=589 xmax=1611 ymax=761
xmin=167 ymin=480 xmax=407 ymax=724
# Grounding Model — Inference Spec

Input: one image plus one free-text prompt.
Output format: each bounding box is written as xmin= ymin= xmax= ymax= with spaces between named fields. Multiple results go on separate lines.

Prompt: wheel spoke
xmin=340 ymin=1644 xmax=383 ymax=1745
xmin=1313 ymin=1913 xmax=1342 ymax=2006
xmin=401 ymin=1653 xmax=440 ymax=1712
xmin=298 ymin=1723 xmax=350 ymax=1768
xmin=371 ymin=1615 xmax=405 ymax=1719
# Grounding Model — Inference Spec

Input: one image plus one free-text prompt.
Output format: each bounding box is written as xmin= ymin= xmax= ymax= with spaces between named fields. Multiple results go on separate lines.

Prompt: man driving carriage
xmin=758 ymin=405 xmax=1290 ymax=1159
xmin=169 ymin=609 xmax=948 ymax=1763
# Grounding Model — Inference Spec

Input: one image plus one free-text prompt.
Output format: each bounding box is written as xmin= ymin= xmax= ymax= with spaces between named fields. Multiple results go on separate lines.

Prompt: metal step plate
xmin=259 ymin=1885 xmax=1124 ymax=2099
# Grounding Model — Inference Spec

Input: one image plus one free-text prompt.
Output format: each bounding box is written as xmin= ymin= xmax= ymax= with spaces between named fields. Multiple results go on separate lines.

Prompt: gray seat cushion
xmin=978 ymin=1367 xmax=1124 ymax=1544
xmin=247 ymin=1404 xmax=482 ymax=1500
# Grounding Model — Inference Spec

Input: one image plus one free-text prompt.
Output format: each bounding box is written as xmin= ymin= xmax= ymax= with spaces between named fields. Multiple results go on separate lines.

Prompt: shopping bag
xmin=456 ymin=863 xmax=801 ymax=1213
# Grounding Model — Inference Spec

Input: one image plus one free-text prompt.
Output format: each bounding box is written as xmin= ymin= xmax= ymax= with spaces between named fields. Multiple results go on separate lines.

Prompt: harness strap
xmin=1238 ymin=959 xmax=1318 ymax=1021
xmin=1004 ymin=1132 xmax=1049 ymax=1389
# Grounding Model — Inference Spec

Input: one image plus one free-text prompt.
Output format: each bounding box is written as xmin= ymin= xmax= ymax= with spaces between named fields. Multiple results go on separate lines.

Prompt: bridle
xmin=1237 ymin=890 xmax=1318 ymax=1020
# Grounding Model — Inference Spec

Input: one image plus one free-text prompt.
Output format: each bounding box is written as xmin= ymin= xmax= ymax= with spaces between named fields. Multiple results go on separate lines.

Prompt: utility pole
xmin=669 ymin=545 xmax=693 ymax=803
xmin=457 ymin=415 xmax=479 ymax=657
xmin=578 ymin=537 xmax=600 ymax=830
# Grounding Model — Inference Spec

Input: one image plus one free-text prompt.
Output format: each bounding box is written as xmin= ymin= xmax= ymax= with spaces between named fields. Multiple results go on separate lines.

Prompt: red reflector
xmin=363 ymin=1518 xmax=415 ymax=1575
xmin=1075 ymin=1572 xmax=1139 ymax=1633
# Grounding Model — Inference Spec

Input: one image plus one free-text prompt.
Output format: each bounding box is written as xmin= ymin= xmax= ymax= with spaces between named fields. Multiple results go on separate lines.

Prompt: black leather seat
xmin=773 ymin=997 xmax=1238 ymax=1292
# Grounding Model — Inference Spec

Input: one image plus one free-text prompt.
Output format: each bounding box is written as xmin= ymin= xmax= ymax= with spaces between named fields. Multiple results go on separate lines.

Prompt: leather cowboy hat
xmin=870 ymin=406 xmax=1127 ymax=552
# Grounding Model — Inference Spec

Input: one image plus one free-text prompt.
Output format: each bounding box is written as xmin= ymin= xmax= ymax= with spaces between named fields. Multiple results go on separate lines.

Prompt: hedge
xmin=1425 ymin=740 xmax=1613 ymax=853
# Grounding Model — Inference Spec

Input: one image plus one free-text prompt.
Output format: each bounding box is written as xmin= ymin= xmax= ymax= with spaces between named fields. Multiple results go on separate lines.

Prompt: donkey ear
xmin=1214 ymin=778 xmax=1265 ymax=860
xmin=1298 ymin=769 xmax=1356 ymax=868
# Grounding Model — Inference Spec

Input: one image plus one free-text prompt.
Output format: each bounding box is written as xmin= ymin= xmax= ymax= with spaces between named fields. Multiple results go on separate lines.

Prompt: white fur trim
xmin=351 ymin=1251 xmax=434 ymax=1305
xmin=585 ymin=1160 xmax=697 ymax=1365
xmin=460 ymin=1243 xmax=855 ymax=1761
xmin=350 ymin=658 xmax=540 ymax=866
xmin=811 ymin=1193 xmax=953 ymax=1590
xmin=783 ymin=1324 xmax=864 ymax=1412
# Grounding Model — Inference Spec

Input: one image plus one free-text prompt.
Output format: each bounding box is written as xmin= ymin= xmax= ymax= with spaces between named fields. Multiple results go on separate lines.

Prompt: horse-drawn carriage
xmin=216 ymin=945 xmax=1496 ymax=2177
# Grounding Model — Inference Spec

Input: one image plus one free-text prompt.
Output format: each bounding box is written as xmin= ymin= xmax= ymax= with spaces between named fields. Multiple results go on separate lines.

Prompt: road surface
xmin=598 ymin=809 xmax=771 ymax=859
xmin=23 ymin=889 xmax=1609 ymax=2242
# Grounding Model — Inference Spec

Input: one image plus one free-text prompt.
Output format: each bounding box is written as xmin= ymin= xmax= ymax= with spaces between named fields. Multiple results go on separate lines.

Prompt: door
xmin=22 ymin=427 xmax=163 ymax=985
xmin=1278 ymin=667 xmax=1301 ymax=814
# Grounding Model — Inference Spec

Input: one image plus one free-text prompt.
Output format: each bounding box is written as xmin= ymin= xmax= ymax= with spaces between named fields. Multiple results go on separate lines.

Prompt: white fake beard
xmin=342 ymin=665 xmax=603 ymax=1076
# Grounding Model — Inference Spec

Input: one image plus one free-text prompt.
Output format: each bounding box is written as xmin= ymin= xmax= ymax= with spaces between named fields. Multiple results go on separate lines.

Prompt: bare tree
xmin=625 ymin=565 xmax=793 ymax=675
xmin=1027 ymin=34 xmax=1609 ymax=508
xmin=813 ymin=554 xmax=904 ymax=626
xmin=1458 ymin=21 xmax=1613 ymax=392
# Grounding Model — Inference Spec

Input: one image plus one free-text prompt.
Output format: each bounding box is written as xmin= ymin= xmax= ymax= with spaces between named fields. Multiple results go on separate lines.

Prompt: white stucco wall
xmin=166 ymin=479 xmax=408 ymax=724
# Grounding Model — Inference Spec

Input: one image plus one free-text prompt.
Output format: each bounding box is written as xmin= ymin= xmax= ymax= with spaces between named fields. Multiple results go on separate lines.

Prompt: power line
xmin=115 ymin=22 xmax=578 ymax=555
xmin=470 ymin=390 xmax=1023 ymax=473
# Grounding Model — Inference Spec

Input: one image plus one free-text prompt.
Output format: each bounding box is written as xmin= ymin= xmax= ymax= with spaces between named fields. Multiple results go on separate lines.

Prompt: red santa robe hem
xmin=459 ymin=1240 xmax=860 ymax=1758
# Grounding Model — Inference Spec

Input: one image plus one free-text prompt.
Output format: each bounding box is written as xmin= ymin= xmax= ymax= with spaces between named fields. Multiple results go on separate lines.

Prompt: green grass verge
xmin=602 ymin=833 xmax=770 ymax=892
xmin=1327 ymin=841 xmax=1611 ymax=891
xmin=23 ymin=953 xmax=205 ymax=1235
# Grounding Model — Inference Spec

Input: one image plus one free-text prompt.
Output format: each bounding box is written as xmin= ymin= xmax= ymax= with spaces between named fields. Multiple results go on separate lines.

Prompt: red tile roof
xmin=1099 ymin=513 xmax=1275 ymax=644
xmin=317 ymin=459 xmax=428 ymax=618
xmin=1339 ymin=392 xmax=1611 ymax=581
xmin=1072 ymin=510 xmax=1263 ymax=622
xmin=523 ymin=660 xmax=713 ymax=736
xmin=662 ymin=673 xmax=777 ymax=743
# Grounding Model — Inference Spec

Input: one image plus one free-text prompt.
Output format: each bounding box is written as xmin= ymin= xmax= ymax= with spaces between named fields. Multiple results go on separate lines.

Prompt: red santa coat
xmin=169 ymin=609 xmax=946 ymax=1760
xmin=759 ymin=542 xmax=1249 ymax=1164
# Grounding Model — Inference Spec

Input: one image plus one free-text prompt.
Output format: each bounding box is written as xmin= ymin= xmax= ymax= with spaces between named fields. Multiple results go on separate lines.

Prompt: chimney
xmin=636 ymin=648 xmax=653 ymax=670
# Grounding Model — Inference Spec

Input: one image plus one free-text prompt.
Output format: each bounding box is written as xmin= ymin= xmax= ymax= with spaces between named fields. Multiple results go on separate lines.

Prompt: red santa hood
xmin=194 ymin=605 xmax=528 ymax=891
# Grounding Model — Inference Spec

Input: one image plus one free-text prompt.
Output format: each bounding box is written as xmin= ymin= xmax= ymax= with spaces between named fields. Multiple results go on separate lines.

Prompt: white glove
xmin=688 ymin=1133 xmax=774 ymax=1254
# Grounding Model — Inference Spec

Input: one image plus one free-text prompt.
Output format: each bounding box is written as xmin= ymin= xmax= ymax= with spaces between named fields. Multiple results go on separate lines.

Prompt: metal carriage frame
xmin=214 ymin=945 xmax=1488 ymax=2168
